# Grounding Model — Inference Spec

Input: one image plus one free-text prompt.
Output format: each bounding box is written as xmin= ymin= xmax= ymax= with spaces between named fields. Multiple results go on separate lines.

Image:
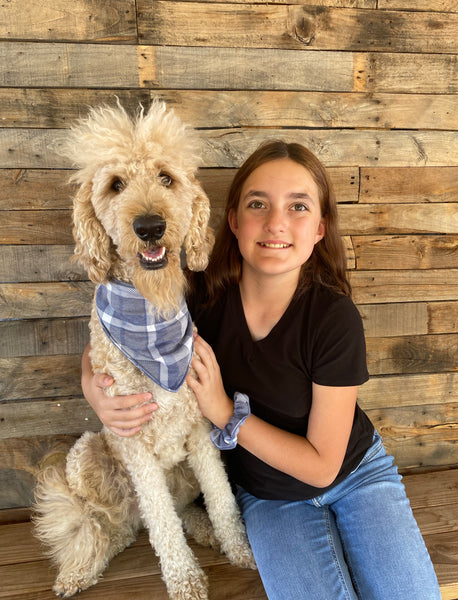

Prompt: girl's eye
xmin=111 ymin=178 xmax=125 ymax=193
xmin=159 ymin=172 xmax=173 ymax=187
xmin=291 ymin=203 xmax=308 ymax=211
xmin=248 ymin=200 xmax=264 ymax=209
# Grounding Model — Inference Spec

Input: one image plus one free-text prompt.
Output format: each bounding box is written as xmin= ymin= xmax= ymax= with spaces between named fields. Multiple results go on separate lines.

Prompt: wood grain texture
xmin=2 ymin=128 xmax=456 ymax=169
xmin=351 ymin=270 xmax=458 ymax=304
xmin=139 ymin=2 xmax=458 ymax=54
xmin=360 ymin=167 xmax=458 ymax=203
xmin=0 ymin=246 xmax=85 ymax=283
xmin=0 ymin=0 xmax=137 ymax=43
xmin=0 ymin=282 xmax=93 ymax=319
xmin=353 ymin=235 xmax=458 ymax=269
xmin=3 ymin=43 xmax=456 ymax=93
xmin=0 ymin=317 xmax=89 ymax=358
xmin=359 ymin=372 xmax=458 ymax=410
xmin=0 ymin=355 xmax=82 ymax=401
xmin=2 ymin=89 xmax=455 ymax=130
xmin=365 ymin=333 xmax=458 ymax=375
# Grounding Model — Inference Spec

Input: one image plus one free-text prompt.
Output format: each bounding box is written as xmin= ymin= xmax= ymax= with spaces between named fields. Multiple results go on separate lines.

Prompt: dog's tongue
xmin=143 ymin=247 xmax=165 ymax=259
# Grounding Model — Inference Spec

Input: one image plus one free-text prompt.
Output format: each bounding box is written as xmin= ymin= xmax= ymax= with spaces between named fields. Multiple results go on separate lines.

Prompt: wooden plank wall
xmin=0 ymin=0 xmax=457 ymax=509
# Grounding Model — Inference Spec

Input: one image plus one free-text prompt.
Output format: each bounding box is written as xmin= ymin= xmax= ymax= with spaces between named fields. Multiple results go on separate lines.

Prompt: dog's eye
xmin=111 ymin=178 xmax=125 ymax=193
xmin=158 ymin=172 xmax=173 ymax=187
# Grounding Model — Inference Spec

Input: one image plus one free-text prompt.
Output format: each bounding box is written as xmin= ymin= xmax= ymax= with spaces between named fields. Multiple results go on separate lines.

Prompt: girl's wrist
xmin=212 ymin=394 xmax=234 ymax=430
xmin=210 ymin=392 xmax=251 ymax=450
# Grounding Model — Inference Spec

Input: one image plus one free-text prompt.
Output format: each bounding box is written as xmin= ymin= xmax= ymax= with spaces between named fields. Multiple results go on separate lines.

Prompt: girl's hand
xmin=186 ymin=335 xmax=233 ymax=428
xmin=81 ymin=344 xmax=158 ymax=437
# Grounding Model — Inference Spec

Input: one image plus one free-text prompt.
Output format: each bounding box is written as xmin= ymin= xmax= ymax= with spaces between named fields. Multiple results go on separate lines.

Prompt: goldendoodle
xmin=33 ymin=101 xmax=255 ymax=600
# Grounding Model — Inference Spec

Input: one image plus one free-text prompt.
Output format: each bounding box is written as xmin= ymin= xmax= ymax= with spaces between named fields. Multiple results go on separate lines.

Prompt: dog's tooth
xmin=142 ymin=247 xmax=166 ymax=262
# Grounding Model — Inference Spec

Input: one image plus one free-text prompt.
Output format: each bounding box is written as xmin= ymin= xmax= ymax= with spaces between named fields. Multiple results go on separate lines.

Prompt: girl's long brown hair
xmin=200 ymin=140 xmax=351 ymax=304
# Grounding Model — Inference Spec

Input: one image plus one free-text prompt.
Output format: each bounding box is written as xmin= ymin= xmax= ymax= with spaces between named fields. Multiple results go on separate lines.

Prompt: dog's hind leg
xmin=181 ymin=502 xmax=220 ymax=550
xmin=33 ymin=432 xmax=139 ymax=597
xmin=187 ymin=421 xmax=257 ymax=571
xmin=167 ymin=463 xmax=220 ymax=550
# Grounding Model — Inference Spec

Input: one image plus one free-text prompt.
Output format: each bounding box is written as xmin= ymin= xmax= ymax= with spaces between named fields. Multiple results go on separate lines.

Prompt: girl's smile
xmin=228 ymin=158 xmax=325 ymax=282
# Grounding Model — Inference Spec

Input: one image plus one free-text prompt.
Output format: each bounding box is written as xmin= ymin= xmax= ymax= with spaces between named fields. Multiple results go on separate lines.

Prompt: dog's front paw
xmin=167 ymin=570 xmax=208 ymax=600
xmin=53 ymin=573 xmax=98 ymax=598
xmin=227 ymin=541 xmax=257 ymax=570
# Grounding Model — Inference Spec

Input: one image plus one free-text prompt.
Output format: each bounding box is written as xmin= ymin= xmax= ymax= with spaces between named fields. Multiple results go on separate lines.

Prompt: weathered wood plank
xmin=0 ymin=0 xmax=137 ymax=43
xmin=0 ymin=434 xmax=79 ymax=508
xmin=0 ymin=210 xmax=72 ymax=244
xmin=0 ymin=169 xmax=72 ymax=209
xmin=423 ymin=531 xmax=458 ymax=600
xmin=0 ymin=398 xmax=99 ymax=440
xmin=139 ymin=45 xmax=355 ymax=90
xmin=359 ymin=373 xmax=458 ymax=410
xmin=359 ymin=302 xmax=428 ymax=337
xmin=3 ymin=128 xmax=456 ymax=169
xmin=353 ymin=51 xmax=458 ymax=94
xmin=360 ymin=301 xmax=458 ymax=337
xmin=360 ymin=167 xmax=458 ymax=203
xmin=353 ymin=235 xmax=458 ymax=269
xmin=0 ymin=317 xmax=89 ymax=358
xmin=0 ymin=282 xmax=93 ymax=319
xmin=171 ymin=0 xmax=375 ymax=5
xmin=0 ymin=435 xmax=78 ymax=479
xmin=139 ymin=2 xmax=458 ymax=54
xmin=3 ymin=43 xmax=457 ymax=94
xmin=366 ymin=333 xmax=458 ymax=375
xmin=0 ymin=355 xmax=81 ymax=401
xmin=0 ymin=246 xmax=85 ymax=283
xmin=2 ymin=89 xmax=455 ymax=130
xmin=351 ymin=270 xmax=458 ymax=304
xmin=141 ymin=46 xmax=458 ymax=94
xmin=340 ymin=204 xmax=458 ymax=235
xmin=200 ymin=129 xmax=458 ymax=168
xmin=379 ymin=0 xmax=457 ymax=12
xmin=367 ymin=405 xmax=458 ymax=469
xmin=428 ymin=302 xmax=458 ymax=335
xmin=0 ymin=89 xmax=151 ymax=129
xmin=414 ymin=505 xmax=458 ymax=536
xmin=0 ymin=43 xmax=139 ymax=88
xmin=403 ymin=470 xmax=458 ymax=510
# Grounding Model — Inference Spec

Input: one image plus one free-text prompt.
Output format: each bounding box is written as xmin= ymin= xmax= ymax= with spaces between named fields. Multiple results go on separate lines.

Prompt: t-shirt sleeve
xmin=311 ymin=295 xmax=369 ymax=387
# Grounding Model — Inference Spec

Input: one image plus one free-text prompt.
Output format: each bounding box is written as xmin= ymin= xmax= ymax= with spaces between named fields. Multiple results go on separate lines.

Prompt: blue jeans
xmin=236 ymin=431 xmax=441 ymax=600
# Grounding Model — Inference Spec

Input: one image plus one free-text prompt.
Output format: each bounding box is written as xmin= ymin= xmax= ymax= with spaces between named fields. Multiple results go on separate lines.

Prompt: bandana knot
xmin=96 ymin=279 xmax=193 ymax=392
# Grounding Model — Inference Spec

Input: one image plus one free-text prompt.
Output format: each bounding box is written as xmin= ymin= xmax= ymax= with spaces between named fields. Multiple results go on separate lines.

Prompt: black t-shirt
xmin=189 ymin=278 xmax=374 ymax=501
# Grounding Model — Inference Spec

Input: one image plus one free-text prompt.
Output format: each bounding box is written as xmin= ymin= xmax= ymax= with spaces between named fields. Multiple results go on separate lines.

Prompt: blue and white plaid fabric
xmin=96 ymin=279 xmax=194 ymax=392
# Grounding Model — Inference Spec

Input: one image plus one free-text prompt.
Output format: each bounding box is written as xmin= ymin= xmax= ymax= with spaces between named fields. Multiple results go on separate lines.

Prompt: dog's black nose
xmin=133 ymin=215 xmax=166 ymax=241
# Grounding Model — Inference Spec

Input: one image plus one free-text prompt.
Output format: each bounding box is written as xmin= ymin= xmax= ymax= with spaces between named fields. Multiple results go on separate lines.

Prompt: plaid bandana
xmin=95 ymin=279 xmax=194 ymax=393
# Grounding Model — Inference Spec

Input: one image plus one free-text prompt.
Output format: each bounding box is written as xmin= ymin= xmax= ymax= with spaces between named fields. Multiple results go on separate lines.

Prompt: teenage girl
xmin=81 ymin=141 xmax=441 ymax=599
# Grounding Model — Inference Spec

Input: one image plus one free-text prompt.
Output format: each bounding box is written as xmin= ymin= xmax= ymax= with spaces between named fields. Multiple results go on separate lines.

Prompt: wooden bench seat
xmin=1 ymin=469 xmax=457 ymax=600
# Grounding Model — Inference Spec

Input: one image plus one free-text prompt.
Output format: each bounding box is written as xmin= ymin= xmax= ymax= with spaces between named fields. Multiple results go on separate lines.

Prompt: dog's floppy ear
xmin=184 ymin=178 xmax=215 ymax=272
xmin=71 ymin=181 xmax=112 ymax=283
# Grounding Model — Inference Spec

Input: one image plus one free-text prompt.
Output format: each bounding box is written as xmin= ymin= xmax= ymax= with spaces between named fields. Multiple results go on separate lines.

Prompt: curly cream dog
xmin=33 ymin=101 xmax=255 ymax=600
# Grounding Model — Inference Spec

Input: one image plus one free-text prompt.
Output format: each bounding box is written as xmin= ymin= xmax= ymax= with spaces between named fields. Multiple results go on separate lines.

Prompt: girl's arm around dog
xmin=81 ymin=343 xmax=158 ymax=437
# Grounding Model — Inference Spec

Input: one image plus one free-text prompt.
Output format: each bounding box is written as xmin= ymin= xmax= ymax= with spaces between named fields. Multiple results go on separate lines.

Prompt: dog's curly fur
xmin=33 ymin=101 xmax=255 ymax=600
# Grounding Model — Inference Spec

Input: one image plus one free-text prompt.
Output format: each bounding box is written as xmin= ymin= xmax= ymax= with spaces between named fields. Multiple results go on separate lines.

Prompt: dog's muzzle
xmin=134 ymin=215 xmax=168 ymax=270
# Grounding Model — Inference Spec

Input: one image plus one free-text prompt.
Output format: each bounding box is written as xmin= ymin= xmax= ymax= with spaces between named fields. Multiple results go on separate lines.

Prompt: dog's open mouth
xmin=138 ymin=246 xmax=168 ymax=270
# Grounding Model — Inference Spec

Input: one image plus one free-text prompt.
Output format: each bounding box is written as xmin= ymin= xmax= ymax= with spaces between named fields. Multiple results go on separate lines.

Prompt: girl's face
xmin=228 ymin=158 xmax=325 ymax=283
